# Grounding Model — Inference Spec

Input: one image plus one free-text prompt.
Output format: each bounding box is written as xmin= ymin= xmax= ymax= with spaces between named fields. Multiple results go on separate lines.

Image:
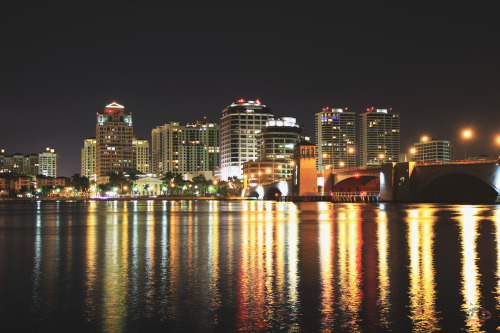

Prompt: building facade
xmin=315 ymin=107 xmax=356 ymax=171
xmin=242 ymin=117 xmax=303 ymax=186
xmin=219 ymin=99 xmax=273 ymax=180
xmin=413 ymin=139 xmax=451 ymax=163
xmin=151 ymin=119 xmax=219 ymax=177
xmin=359 ymin=107 xmax=400 ymax=166
xmin=0 ymin=148 xmax=57 ymax=177
xmin=133 ymin=137 xmax=150 ymax=174
xmin=38 ymin=147 xmax=59 ymax=177
xmin=81 ymin=138 xmax=97 ymax=182
xmin=96 ymin=102 xmax=134 ymax=184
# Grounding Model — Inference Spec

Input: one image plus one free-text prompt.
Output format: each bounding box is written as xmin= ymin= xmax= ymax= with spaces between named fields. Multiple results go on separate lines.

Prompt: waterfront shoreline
xmin=0 ymin=196 xmax=249 ymax=202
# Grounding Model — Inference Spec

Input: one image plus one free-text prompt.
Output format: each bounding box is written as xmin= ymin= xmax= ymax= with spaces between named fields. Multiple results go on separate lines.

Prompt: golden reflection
xmin=102 ymin=206 xmax=127 ymax=332
xmin=209 ymin=208 xmax=221 ymax=315
xmin=459 ymin=207 xmax=483 ymax=332
xmin=287 ymin=208 xmax=300 ymax=330
xmin=84 ymin=212 xmax=97 ymax=321
xmin=336 ymin=205 xmax=363 ymax=331
xmin=145 ymin=204 xmax=156 ymax=315
xmin=235 ymin=201 xmax=301 ymax=331
xmin=167 ymin=204 xmax=180 ymax=318
xmin=319 ymin=208 xmax=335 ymax=331
xmin=407 ymin=206 xmax=439 ymax=332
xmin=377 ymin=210 xmax=390 ymax=329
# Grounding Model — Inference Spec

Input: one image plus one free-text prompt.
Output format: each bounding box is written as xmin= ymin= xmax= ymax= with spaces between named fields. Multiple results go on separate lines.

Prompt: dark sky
xmin=1 ymin=1 xmax=499 ymax=176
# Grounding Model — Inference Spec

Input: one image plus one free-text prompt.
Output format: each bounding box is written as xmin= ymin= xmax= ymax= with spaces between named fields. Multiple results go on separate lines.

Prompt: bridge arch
xmin=419 ymin=173 xmax=498 ymax=203
xmin=333 ymin=175 xmax=379 ymax=192
xmin=265 ymin=187 xmax=282 ymax=200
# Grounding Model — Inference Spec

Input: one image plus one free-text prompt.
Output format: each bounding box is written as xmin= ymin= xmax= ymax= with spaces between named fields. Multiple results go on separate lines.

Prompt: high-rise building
xmin=38 ymin=147 xmax=60 ymax=177
xmin=27 ymin=154 xmax=39 ymax=176
xmin=413 ymin=138 xmax=451 ymax=163
xmin=96 ymin=102 xmax=134 ymax=184
xmin=315 ymin=107 xmax=356 ymax=171
xmin=133 ymin=137 xmax=150 ymax=174
xmin=359 ymin=107 xmax=400 ymax=166
xmin=81 ymin=138 xmax=97 ymax=182
xmin=219 ymin=99 xmax=273 ymax=180
xmin=243 ymin=117 xmax=303 ymax=183
xmin=151 ymin=119 xmax=220 ymax=176
xmin=1 ymin=149 xmax=55 ymax=177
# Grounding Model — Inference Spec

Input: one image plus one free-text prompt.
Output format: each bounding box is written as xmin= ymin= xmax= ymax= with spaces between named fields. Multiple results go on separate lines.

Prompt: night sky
xmin=1 ymin=2 xmax=499 ymax=176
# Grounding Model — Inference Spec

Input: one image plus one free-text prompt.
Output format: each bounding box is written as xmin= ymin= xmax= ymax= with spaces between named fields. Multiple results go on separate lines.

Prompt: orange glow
xmin=421 ymin=136 xmax=428 ymax=142
xmin=463 ymin=130 xmax=471 ymax=138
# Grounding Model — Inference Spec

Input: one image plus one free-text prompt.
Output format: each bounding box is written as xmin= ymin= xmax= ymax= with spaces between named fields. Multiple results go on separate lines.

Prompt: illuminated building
xmin=243 ymin=117 xmax=304 ymax=186
xmin=133 ymin=137 xmax=150 ymax=174
xmin=219 ymin=99 xmax=273 ymax=180
xmin=360 ymin=107 xmax=400 ymax=166
xmin=95 ymin=102 xmax=134 ymax=184
xmin=81 ymin=138 xmax=97 ymax=182
xmin=27 ymin=154 xmax=39 ymax=176
xmin=38 ymin=147 xmax=59 ymax=177
xmin=151 ymin=119 xmax=219 ymax=176
xmin=413 ymin=139 xmax=451 ymax=162
xmin=0 ymin=149 xmax=56 ymax=177
xmin=315 ymin=107 xmax=356 ymax=171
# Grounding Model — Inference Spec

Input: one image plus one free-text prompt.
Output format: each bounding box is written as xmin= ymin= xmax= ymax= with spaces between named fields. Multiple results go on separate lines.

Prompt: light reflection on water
xmin=1 ymin=201 xmax=500 ymax=331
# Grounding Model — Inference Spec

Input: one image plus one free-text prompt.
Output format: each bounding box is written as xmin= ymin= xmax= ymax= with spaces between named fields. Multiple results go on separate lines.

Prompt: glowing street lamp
xmin=410 ymin=148 xmax=416 ymax=162
xmin=463 ymin=130 xmax=472 ymax=160
xmin=379 ymin=153 xmax=385 ymax=165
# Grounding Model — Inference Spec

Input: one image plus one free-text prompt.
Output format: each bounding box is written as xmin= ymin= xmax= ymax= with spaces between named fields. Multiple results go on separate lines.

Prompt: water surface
xmin=0 ymin=200 xmax=499 ymax=332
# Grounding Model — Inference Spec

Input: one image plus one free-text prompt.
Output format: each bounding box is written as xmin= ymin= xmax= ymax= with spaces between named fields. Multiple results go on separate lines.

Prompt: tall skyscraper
xmin=315 ymin=107 xmax=356 ymax=171
xmin=219 ymin=99 xmax=273 ymax=180
xmin=96 ymin=102 xmax=134 ymax=184
xmin=133 ymin=137 xmax=150 ymax=174
xmin=151 ymin=119 xmax=219 ymax=176
xmin=81 ymin=138 xmax=97 ymax=182
xmin=38 ymin=147 xmax=60 ymax=177
xmin=359 ymin=107 xmax=400 ymax=166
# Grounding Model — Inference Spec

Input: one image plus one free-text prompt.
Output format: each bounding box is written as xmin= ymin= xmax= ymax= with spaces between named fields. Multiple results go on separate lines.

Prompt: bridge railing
xmin=331 ymin=191 xmax=380 ymax=197
xmin=416 ymin=159 xmax=499 ymax=166
xmin=331 ymin=166 xmax=381 ymax=174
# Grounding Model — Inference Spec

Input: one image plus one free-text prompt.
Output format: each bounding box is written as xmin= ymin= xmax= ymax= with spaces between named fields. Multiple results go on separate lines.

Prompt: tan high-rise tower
xmin=96 ymin=102 xmax=134 ymax=184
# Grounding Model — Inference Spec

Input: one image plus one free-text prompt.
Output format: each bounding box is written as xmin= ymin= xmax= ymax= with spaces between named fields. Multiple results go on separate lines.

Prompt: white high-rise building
xmin=219 ymin=99 xmax=273 ymax=180
xmin=81 ymin=138 xmax=97 ymax=182
xmin=151 ymin=119 xmax=219 ymax=176
xmin=315 ymin=107 xmax=356 ymax=171
xmin=39 ymin=147 xmax=60 ymax=177
xmin=413 ymin=138 xmax=451 ymax=162
xmin=359 ymin=107 xmax=400 ymax=166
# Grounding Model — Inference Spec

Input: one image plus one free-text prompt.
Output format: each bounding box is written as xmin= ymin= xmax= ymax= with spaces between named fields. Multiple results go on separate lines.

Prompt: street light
xmin=463 ymin=130 xmax=471 ymax=160
xmin=410 ymin=148 xmax=416 ymax=162
xmin=421 ymin=136 xmax=428 ymax=163
xmin=379 ymin=153 xmax=385 ymax=165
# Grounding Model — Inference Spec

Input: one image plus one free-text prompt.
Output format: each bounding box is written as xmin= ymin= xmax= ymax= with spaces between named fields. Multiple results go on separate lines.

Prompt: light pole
xmin=463 ymin=130 xmax=471 ymax=160
xmin=379 ymin=153 xmax=385 ymax=165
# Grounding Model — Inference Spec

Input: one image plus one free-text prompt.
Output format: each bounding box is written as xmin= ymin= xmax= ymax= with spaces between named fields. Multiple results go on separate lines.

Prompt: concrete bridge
xmin=329 ymin=159 xmax=500 ymax=204
xmin=245 ymin=159 xmax=500 ymax=203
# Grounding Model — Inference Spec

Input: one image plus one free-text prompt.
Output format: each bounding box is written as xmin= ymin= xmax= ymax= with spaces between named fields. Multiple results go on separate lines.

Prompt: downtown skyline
xmin=1 ymin=3 xmax=499 ymax=176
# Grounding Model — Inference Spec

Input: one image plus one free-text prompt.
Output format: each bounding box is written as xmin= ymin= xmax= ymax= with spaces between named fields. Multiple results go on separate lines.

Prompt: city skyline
xmin=1 ymin=3 xmax=499 ymax=176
